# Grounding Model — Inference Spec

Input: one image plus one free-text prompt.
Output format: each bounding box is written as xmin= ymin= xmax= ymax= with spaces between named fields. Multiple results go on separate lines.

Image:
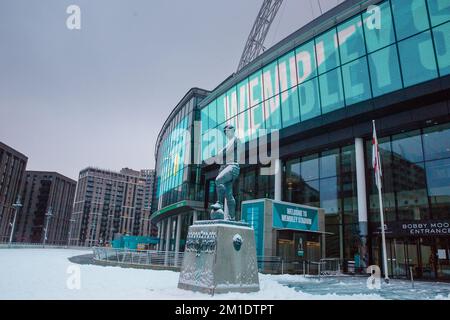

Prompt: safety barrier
xmin=92 ymin=247 xmax=184 ymax=268
xmin=91 ymin=247 xmax=344 ymax=275
xmin=0 ymin=242 xmax=91 ymax=250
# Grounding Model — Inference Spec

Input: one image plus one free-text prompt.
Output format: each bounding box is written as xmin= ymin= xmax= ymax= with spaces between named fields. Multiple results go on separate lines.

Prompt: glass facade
xmin=366 ymin=123 xmax=450 ymax=279
xmin=283 ymin=147 xmax=358 ymax=260
xmin=365 ymin=124 xmax=450 ymax=223
xmin=201 ymin=0 xmax=450 ymax=159
xmin=154 ymin=94 xmax=207 ymax=211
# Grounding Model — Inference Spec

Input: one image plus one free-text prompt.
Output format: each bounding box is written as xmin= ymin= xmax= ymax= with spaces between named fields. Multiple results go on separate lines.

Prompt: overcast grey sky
xmin=0 ymin=0 xmax=341 ymax=180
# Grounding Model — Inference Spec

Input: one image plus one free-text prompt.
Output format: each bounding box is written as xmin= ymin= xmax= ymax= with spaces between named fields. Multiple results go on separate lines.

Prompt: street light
xmin=9 ymin=196 xmax=22 ymax=246
xmin=67 ymin=218 xmax=76 ymax=247
xmin=43 ymin=207 xmax=53 ymax=247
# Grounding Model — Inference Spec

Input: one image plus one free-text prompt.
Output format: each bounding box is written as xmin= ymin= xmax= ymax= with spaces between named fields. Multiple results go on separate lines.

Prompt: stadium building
xmin=151 ymin=0 xmax=450 ymax=280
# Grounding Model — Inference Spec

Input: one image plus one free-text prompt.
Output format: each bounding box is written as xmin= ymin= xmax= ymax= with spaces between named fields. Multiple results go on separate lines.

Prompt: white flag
xmin=372 ymin=120 xmax=382 ymax=190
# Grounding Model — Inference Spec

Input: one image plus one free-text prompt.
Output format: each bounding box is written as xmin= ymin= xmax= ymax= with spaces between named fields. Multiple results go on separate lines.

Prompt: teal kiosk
xmin=241 ymin=199 xmax=326 ymax=273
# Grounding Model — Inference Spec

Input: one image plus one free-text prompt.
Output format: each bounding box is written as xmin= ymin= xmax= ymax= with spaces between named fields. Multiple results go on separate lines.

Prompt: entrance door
xmin=436 ymin=238 xmax=450 ymax=280
xmin=393 ymin=239 xmax=407 ymax=277
xmin=278 ymin=239 xmax=294 ymax=261
xmin=419 ymin=237 xmax=436 ymax=279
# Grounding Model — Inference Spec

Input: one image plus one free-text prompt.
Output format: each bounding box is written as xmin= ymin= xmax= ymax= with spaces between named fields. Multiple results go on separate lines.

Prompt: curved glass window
xmin=237 ymin=78 xmax=250 ymax=114
xmin=296 ymin=40 xmax=317 ymax=83
xmin=249 ymin=71 xmax=263 ymax=107
xmin=363 ymin=1 xmax=396 ymax=53
xmin=316 ymin=28 xmax=340 ymax=74
xmin=278 ymin=50 xmax=298 ymax=92
xmin=319 ymin=68 xmax=344 ymax=114
xmin=433 ymin=21 xmax=450 ymax=76
xmin=226 ymin=86 xmax=238 ymax=119
xmin=263 ymin=60 xmax=280 ymax=100
xmin=392 ymin=0 xmax=430 ymax=40
xmin=280 ymin=87 xmax=300 ymax=128
xmin=427 ymin=0 xmax=450 ymax=26
xmin=299 ymin=78 xmax=321 ymax=121
xmin=368 ymin=44 xmax=402 ymax=97
xmin=398 ymin=30 xmax=438 ymax=87
xmin=342 ymin=57 xmax=372 ymax=105
xmin=338 ymin=15 xmax=366 ymax=64
xmin=264 ymin=95 xmax=281 ymax=131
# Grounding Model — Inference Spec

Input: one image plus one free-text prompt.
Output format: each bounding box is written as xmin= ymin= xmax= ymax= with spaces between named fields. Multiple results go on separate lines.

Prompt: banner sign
xmin=272 ymin=202 xmax=319 ymax=232
xmin=372 ymin=220 xmax=450 ymax=237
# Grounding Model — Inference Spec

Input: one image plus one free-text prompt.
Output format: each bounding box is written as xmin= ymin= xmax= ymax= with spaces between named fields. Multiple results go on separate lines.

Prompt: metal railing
xmin=91 ymin=247 xmax=344 ymax=275
xmin=319 ymin=258 xmax=342 ymax=275
xmin=258 ymin=257 xmax=343 ymax=275
xmin=92 ymin=247 xmax=184 ymax=268
xmin=0 ymin=242 xmax=91 ymax=250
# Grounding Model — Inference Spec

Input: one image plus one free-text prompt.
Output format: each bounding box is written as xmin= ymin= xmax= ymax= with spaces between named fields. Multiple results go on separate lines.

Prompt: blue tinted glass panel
xmin=250 ymin=103 xmax=265 ymax=140
xmin=209 ymin=100 xmax=217 ymax=129
xmin=299 ymin=78 xmax=321 ymax=121
xmin=398 ymin=31 xmax=438 ymax=87
xmin=216 ymin=95 xmax=226 ymax=125
xmin=237 ymin=109 xmax=251 ymax=143
xmin=237 ymin=78 xmax=250 ymax=113
xmin=427 ymin=0 xmax=450 ymax=26
xmin=316 ymin=28 xmax=340 ymax=74
xmin=296 ymin=40 xmax=317 ymax=83
xmin=392 ymin=0 xmax=430 ymax=40
xmin=433 ymin=22 xmax=450 ymax=76
xmin=392 ymin=130 xmax=424 ymax=163
xmin=368 ymin=44 xmax=403 ymax=97
xmin=226 ymin=86 xmax=238 ymax=119
xmin=363 ymin=1 xmax=396 ymax=53
xmin=423 ymin=123 xmax=450 ymax=161
xmin=278 ymin=50 xmax=298 ymax=92
xmin=201 ymin=106 xmax=209 ymax=134
xmin=262 ymin=60 xmax=279 ymax=100
xmin=280 ymin=87 xmax=300 ymax=128
xmin=342 ymin=57 xmax=372 ymax=106
xmin=301 ymin=155 xmax=319 ymax=181
xmin=338 ymin=15 xmax=366 ymax=64
xmin=319 ymin=68 xmax=344 ymax=114
xmin=264 ymin=94 xmax=281 ymax=131
xmin=249 ymin=70 xmax=263 ymax=107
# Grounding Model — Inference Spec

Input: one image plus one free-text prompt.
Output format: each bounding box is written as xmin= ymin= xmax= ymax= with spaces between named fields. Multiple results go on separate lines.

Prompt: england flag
xmin=372 ymin=120 xmax=382 ymax=190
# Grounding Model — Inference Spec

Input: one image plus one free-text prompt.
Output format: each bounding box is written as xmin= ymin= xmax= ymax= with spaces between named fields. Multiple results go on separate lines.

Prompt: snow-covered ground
xmin=0 ymin=249 xmax=449 ymax=300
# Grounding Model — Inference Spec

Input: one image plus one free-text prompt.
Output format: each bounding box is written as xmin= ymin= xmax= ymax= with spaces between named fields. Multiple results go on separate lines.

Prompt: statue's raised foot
xmin=210 ymin=202 xmax=224 ymax=220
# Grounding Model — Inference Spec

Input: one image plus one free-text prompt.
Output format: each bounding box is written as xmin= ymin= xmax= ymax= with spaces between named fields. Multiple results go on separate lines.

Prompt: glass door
xmin=419 ymin=238 xmax=436 ymax=279
xmin=391 ymin=239 xmax=407 ymax=277
xmin=436 ymin=238 xmax=450 ymax=280
xmin=405 ymin=238 xmax=419 ymax=278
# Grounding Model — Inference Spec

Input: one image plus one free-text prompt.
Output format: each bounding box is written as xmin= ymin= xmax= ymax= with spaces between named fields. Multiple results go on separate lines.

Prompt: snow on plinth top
xmin=194 ymin=220 xmax=251 ymax=229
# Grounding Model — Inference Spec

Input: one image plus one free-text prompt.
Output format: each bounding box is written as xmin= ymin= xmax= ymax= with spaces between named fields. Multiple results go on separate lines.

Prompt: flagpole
xmin=377 ymin=180 xmax=389 ymax=283
xmin=372 ymin=120 xmax=389 ymax=283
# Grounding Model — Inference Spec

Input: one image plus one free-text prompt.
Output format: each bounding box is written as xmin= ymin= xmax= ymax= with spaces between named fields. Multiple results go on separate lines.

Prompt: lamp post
xmin=9 ymin=196 xmax=22 ymax=246
xmin=43 ymin=207 xmax=53 ymax=247
xmin=67 ymin=218 xmax=76 ymax=247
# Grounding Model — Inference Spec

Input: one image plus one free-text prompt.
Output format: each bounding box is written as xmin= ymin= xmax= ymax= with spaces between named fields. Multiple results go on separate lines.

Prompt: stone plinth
xmin=177 ymin=220 xmax=260 ymax=294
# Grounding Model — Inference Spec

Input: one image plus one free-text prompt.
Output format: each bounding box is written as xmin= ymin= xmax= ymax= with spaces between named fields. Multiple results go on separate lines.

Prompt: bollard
xmin=303 ymin=261 xmax=306 ymax=276
xmin=409 ymin=266 xmax=414 ymax=289
xmin=318 ymin=262 xmax=321 ymax=281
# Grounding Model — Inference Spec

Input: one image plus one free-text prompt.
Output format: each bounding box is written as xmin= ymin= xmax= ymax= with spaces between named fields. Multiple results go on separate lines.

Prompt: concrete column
xmin=274 ymin=159 xmax=282 ymax=201
xmin=174 ymin=215 xmax=182 ymax=266
xmin=158 ymin=220 xmax=165 ymax=251
xmin=355 ymin=137 xmax=369 ymax=268
xmin=164 ymin=217 xmax=171 ymax=266
xmin=156 ymin=222 xmax=161 ymax=251
xmin=193 ymin=211 xmax=198 ymax=223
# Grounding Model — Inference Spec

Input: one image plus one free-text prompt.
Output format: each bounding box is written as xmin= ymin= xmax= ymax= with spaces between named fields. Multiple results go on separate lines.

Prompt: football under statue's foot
xmin=210 ymin=202 xmax=224 ymax=220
